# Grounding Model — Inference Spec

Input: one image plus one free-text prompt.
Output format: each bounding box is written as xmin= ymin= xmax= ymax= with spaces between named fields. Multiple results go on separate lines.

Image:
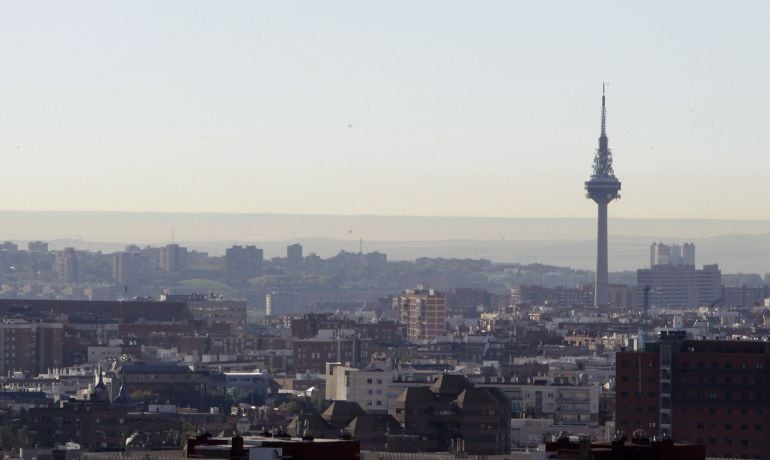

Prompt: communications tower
xmin=585 ymin=85 xmax=621 ymax=307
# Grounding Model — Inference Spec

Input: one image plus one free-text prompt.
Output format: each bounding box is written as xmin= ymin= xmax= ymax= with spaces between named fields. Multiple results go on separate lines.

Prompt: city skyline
xmin=1 ymin=1 xmax=769 ymax=219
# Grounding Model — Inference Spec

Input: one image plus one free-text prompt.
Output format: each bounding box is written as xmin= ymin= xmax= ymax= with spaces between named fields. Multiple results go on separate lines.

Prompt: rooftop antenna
xmin=171 ymin=228 xmax=176 ymax=243
xmin=359 ymin=237 xmax=363 ymax=255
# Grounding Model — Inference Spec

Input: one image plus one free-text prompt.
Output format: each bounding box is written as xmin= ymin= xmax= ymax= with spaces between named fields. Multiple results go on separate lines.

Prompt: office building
xmin=636 ymin=264 xmax=721 ymax=307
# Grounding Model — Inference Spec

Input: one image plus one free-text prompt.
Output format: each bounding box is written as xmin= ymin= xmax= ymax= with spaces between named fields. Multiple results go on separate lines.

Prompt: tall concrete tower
xmin=585 ymin=85 xmax=621 ymax=307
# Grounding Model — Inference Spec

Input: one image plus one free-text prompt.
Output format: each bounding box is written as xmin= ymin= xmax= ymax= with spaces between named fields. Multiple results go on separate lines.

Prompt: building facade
xmin=398 ymin=285 xmax=446 ymax=342
xmin=616 ymin=334 xmax=770 ymax=459
xmin=0 ymin=320 xmax=63 ymax=375
xmin=53 ymin=247 xmax=85 ymax=283
xmin=225 ymin=245 xmax=263 ymax=284
xmin=636 ymin=264 xmax=722 ymax=307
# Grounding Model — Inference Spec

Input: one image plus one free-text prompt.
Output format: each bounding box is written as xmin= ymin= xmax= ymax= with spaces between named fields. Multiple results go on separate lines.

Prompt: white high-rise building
xmin=650 ymin=242 xmax=695 ymax=268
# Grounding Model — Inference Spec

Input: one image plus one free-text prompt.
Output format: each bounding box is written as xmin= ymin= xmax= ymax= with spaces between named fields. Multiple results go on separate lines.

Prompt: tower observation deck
xmin=585 ymin=85 xmax=621 ymax=307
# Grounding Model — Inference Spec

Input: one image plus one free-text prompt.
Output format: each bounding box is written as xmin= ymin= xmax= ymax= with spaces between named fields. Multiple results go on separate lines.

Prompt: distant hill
xmin=0 ymin=211 xmax=768 ymax=272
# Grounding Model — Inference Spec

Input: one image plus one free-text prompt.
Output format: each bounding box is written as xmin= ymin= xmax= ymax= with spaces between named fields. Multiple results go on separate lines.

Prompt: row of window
xmin=679 ymin=376 xmax=764 ymax=385
xmin=618 ymin=359 xmax=769 ymax=371
xmin=619 ymin=405 xmax=765 ymax=417
xmin=682 ymin=406 xmax=763 ymax=416
xmin=689 ymin=421 xmax=763 ymax=431
xmin=681 ymin=361 xmax=765 ymax=370
xmin=680 ymin=392 xmax=764 ymax=402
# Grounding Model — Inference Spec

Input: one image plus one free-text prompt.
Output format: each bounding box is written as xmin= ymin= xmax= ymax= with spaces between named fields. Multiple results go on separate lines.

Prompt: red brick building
xmin=616 ymin=333 xmax=770 ymax=459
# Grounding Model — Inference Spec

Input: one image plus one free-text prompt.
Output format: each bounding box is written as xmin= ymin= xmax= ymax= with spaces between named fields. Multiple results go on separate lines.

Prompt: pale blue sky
xmin=1 ymin=1 xmax=768 ymax=219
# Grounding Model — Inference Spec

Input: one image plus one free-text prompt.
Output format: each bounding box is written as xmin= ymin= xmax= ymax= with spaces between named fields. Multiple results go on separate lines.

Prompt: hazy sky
xmin=1 ymin=1 xmax=769 ymax=219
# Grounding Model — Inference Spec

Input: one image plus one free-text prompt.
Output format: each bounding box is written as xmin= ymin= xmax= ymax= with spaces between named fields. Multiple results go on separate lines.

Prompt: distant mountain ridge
xmin=1 ymin=211 xmax=768 ymax=272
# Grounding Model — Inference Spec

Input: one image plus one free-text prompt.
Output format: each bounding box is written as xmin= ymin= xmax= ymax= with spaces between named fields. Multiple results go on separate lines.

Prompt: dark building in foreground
xmin=394 ymin=374 xmax=510 ymax=455
xmin=546 ymin=436 xmax=705 ymax=460
xmin=616 ymin=332 xmax=770 ymax=459
xmin=187 ymin=434 xmax=359 ymax=460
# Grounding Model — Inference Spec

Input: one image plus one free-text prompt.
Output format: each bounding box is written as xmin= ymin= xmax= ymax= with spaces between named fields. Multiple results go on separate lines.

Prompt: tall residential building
xmin=27 ymin=241 xmax=49 ymax=253
xmin=53 ymin=247 xmax=85 ymax=283
xmin=616 ymin=333 xmax=770 ymax=459
xmin=159 ymin=243 xmax=187 ymax=273
xmin=651 ymin=242 xmax=696 ymax=267
xmin=286 ymin=243 xmax=303 ymax=269
xmin=0 ymin=319 xmax=63 ymax=375
xmin=225 ymin=245 xmax=263 ymax=284
xmin=398 ymin=284 xmax=446 ymax=342
xmin=112 ymin=251 xmax=146 ymax=286
xmin=636 ymin=263 xmax=721 ymax=307
xmin=584 ymin=85 xmax=621 ymax=307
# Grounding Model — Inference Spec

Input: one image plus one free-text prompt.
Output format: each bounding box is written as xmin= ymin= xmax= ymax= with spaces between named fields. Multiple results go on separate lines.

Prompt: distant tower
xmin=585 ymin=85 xmax=621 ymax=307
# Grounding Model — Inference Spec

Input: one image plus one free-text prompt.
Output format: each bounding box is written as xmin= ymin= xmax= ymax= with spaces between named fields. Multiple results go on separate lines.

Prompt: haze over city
xmin=2 ymin=3 xmax=770 ymax=459
xmin=1 ymin=1 xmax=769 ymax=220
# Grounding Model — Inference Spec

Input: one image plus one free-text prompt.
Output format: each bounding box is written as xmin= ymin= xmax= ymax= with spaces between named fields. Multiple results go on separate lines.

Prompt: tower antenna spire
xmin=601 ymin=83 xmax=607 ymax=136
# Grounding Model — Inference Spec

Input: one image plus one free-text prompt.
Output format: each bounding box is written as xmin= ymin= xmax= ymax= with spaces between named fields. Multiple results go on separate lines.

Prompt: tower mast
xmin=584 ymin=85 xmax=622 ymax=307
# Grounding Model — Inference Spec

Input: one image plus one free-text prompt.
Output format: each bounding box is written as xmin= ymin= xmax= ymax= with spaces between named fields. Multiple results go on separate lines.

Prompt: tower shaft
xmin=595 ymin=201 xmax=609 ymax=306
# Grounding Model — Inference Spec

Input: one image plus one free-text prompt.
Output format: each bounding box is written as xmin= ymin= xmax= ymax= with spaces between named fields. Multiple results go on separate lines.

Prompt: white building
xmin=325 ymin=362 xmax=393 ymax=413
xmin=480 ymin=381 xmax=601 ymax=427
